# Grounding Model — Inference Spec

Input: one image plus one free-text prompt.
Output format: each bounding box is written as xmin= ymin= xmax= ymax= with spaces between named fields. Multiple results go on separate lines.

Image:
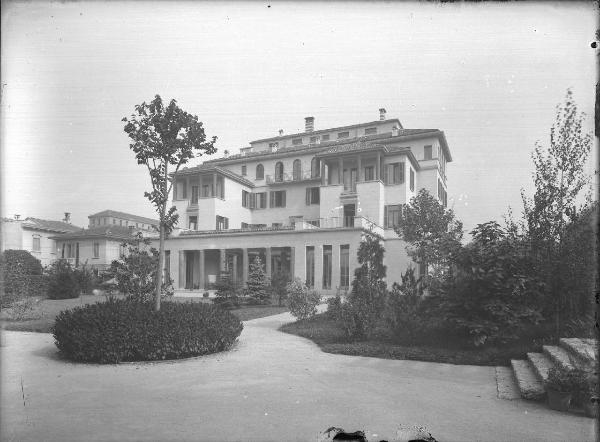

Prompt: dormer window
xmin=292 ymin=138 xmax=303 ymax=146
xmin=337 ymin=131 xmax=349 ymax=139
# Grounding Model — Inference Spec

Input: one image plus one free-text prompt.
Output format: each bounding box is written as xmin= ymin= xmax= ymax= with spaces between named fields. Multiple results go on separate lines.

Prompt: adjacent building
xmin=88 ymin=210 xmax=158 ymax=232
xmin=1 ymin=214 xmax=83 ymax=267
xmin=162 ymin=109 xmax=452 ymax=295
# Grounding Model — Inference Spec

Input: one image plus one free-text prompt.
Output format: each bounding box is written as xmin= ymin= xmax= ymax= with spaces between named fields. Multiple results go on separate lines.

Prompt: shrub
xmin=246 ymin=256 xmax=270 ymax=305
xmin=286 ymin=278 xmax=321 ymax=320
xmin=53 ymin=298 xmax=244 ymax=363
xmin=0 ymin=250 xmax=44 ymax=308
xmin=212 ymin=277 xmax=242 ymax=309
xmin=385 ymin=268 xmax=425 ymax=341
xmin=1 ymin=297 xmax=43 ymax=321
xmin=340 ymin=234 xmax=387 ymax=339
xmin=46 ymin=259 xmax=80 ymax=300
xmin=73 ymin=264 xmax=98 ymax=295
xmin=326 ymin=293 xmax=343 ymax=320
xmin=270 ymin=270 xmax=290 ymax=306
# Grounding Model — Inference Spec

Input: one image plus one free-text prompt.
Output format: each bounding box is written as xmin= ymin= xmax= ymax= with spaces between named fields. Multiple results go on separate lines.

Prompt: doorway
xmin=343 ymin=204 xmax=356 ymax=227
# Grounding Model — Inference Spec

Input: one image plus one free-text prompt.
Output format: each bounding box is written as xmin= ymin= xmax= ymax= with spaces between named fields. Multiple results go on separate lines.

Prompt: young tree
xmin=520 ymin=89 xmax=593 ymax=338
xmin=122 ymin=95 xmax=216 ymax=311
xmin=246 ymin=256 xmax=270 ymax=304
xmin=393 ymin=188 xmax=463 ymax=282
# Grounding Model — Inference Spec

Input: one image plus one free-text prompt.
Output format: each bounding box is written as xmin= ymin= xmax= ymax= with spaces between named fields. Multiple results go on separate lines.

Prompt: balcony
xmin=266 ymin=171 xmax=320 ymax=184
xmin=299 ymin=216 xmax=383 ymax=236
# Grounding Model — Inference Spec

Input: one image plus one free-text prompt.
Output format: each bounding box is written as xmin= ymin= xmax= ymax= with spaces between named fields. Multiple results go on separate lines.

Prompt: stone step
xmin=559 ymin=338 xmax=598 ymax=367
xmin=511 ymin=359 xmax=545 ymax=401
xmin=527 ymin=352 xmax=554 ymax=384
xmin=543 ymin=345 xmax=576 ymax=372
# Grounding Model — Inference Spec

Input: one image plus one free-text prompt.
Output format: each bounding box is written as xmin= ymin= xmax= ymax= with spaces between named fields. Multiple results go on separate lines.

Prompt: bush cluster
xmin=286 ymin=278 xmax=321 ymax=320
xmin=53 ymin=298 xmax=243 ymax=363
xmin=46 ymin=259 xmax=80 ymax=300
xmin=0 ymin=250 xmax=45 ymax=308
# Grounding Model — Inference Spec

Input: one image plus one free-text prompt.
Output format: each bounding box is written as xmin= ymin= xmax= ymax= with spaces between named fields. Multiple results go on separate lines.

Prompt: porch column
xmin=338 ymin=157 xmax=343 ymax=185
xmin=265 ymin=247 xmax=272 ymax=278
xmin=178 ymin=250 xmax=185 ymax=289
xmin=357 ymin=154 xmax=362 ymax=182
xmin=314 ymin=245 xmax=323 ymax=290
xmin=242 ymin=248 xmax=249 ymax=285
xmin=321 ymin=160 xmax=326 ymax=185
xmin=232 ymin=254 xmax=238 ymax=285
xmin=289 ymin=247 xmax=295 ymax=279
xmin=376 ymin=152 xmax=381 ymax=181
xmin=198 ymin=249 xmax=205 ymax=290
xmin=213 ymin=173 xmax=217 ymax=197
xmin=219 ymin=248 xmax=226 ymax=274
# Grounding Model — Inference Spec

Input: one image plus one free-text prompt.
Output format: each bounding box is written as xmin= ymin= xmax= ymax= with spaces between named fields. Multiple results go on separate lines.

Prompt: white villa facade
xmin=163 ymin=109 xmax=451 ymax=295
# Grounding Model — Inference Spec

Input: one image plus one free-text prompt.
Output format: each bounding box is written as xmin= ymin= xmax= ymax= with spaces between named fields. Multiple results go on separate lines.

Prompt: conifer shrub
xmin=53 ymin=298 xmax=243 ymax=363
xmin=246 ymin=256 xmax=271 ymax=305
xmin=46 ymin=259 xmax=80 ymax=300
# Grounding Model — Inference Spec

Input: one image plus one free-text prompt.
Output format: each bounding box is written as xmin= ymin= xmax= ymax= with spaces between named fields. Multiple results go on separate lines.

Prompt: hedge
xmin=0 ymin=250 xmax=45 ymax=308
xmin=53 ymin=298 xmax=243 ymax=363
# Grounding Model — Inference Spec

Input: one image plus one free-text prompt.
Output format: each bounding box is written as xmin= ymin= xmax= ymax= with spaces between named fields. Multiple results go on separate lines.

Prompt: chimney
xmin=305 ymin=116 xmax=314 ymax=133
xmin=14 ymin=214 xmax=20 ymax=220
xmin=392 ymin=125 xmax=399 ymax=136
xmin=278 ymin=129 xmax=283 ymax=136
xmin=379 ymin=108 xmax=387 ymax=121
xmin=63 ymin=212 xmax=71 ymax=223
xmin=223 ymin=149 xmax=229 ymax=158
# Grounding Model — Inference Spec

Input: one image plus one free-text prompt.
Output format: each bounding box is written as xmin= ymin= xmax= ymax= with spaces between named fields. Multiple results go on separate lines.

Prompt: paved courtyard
xmin=1 ymin=312 xmax=596 ymax=442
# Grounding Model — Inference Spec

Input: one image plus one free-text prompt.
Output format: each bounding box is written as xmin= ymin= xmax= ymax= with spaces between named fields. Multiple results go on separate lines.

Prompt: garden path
xmin=1 ymin=312 xmax=595 ymax=441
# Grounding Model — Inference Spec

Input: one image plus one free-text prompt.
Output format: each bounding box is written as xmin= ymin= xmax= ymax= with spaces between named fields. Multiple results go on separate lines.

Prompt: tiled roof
xmin=88 ymin=210 xmax=158 ymax=225
xmin=49 ymin=225 xmax=140 ymax=241
xmin=203 ymin=129 xmax=442 ymax=165
xmin=22 ymin=218 xmax=83 ymax=233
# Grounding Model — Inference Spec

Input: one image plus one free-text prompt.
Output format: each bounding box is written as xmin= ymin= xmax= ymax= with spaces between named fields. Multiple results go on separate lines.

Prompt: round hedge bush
xmin=53 ymin=298 xmax=243 ymax=363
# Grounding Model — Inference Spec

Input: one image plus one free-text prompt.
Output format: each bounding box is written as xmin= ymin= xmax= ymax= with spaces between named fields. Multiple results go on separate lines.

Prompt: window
xmin=274 ymin=162 xmax=284 ymax=182
xmin=256 ymin=164 xmax=264 ymax=179
xmin=364 ymin=166 xmax=374 ymax=181
xmin=103 ymin=218 xmax=107 ymax=225
xmin=270 ymin=190 xmax=286 ymax=208
xmin=272 ymin=223 xmax=282 ymax=228
xmin=269 ymin=142 xmax=279 ymax=150
xmin=364 ymin=127 xmax=377 ymax=135
xmin=311 ymin=157 xmax=320 ymax=178
xmin=306 ymin=246 xmax=315 ymax=288
xmin=321 ymin=134 xmax=330 ymax=141
xmin=386 ymin=162 xmax=405 ymax=184
xmin=164 ymin=251 xmax=171 ymax=282
xmin=340 ymin=245 xmax=350 ymax=288
xmin=216 ymin=177 xmax=224 ymax=199
xmin=32 ymin=236 xmax=41 ymax=252
xmin=189 ymin=216 xmax=197 ymax=230
xmin=61 ymin=243 xmax=65 ymax=258
xmin=120 ymin=220 xmax=123 ymax=226
xmin=242 ymin=190 xmax=250 ymax=208
xmin=67 ymin=243 xmax=73 ymax=258
xmin=322 ymin=245 xmax=332 ymax=289
xmin=191 ymin=186 xmax=199 ymax=203
xmin=201 ymin=184 xmax=211 ymax=197
xmin=216 ymin=215 xmax=229 ymax=231
xmin=292 ymin=138 xmax=303 ymax=146
xmin=424 ymin=145 xmax=433 ymax=160
xmin=255 ymin=192 xmax=267 ymax=209
xmin=93 ymin=242 xmax=100 ymax=258
xmin=113 ymin=219 xmax=116 ymax=224
xmin=305 ymin=187 xmax=320 ymax=205
xmin=410 ymin=168 xmax=415 ymax=191
xmin=309 ymin=135 xmax=319 ymax=144
xmin=175 ymin=180 xmax=187 ymax=199
xmin=384 ymin=205 xmax=403 ymax=228
xmin=241 ymin=222 xmax=249 ymax=229
xmin=293 ymin=159 xmax=302 ymax=180
xmin=119 ymin=244 xmax=126 ymax=258
xmin=438 ymin=179 xmax=448 ymax=207
xmin=337 ymin=131 xmax=349 ymax=139
xmin=241 ymin=165 xmax=247 ymax=176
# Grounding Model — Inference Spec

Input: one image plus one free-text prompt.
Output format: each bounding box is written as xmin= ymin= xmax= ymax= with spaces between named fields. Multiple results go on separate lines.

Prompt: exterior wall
xmin=319 ymin=185 xmax=344 ymax=220
xmin=89 ymin=216 xmax=156 ymax=231
xmin=1 ymin=220 xmax=23 ymax=252
xmin=54 ymin=237 xmax=123 ymax=269
xmin=356 ymin=181 xmax=384 ymax=227
xmin=383 ymin=235 xmax=415 ymax=285
xmin=22 ymin=229 xmax=59 ymax=267
xmin=251 ymin=183 xmax=320 ymax=226
xmin=418 ymin=168 xmax=446 ymax=203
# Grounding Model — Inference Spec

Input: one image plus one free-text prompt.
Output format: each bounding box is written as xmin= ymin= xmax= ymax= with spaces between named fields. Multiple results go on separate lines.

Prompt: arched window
xmin=275 ymin=162 xmax=284 ymax=182
xmin=311 ymin=157 xmax=320 ymax=178
xmin=256 ymin=164 xmax=264 ymax=180
xmin=293 ymin=159 xmax=302 ymax=181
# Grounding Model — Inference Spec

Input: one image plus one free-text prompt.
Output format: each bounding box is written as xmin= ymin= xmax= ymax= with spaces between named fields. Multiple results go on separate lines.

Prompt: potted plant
xmin=545 ymin=366 xmax=576 ymax=411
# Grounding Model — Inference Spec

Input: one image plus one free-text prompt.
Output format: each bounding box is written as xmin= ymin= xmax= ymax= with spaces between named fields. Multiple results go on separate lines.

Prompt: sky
xmin=1 ymin=1 xmax=597 ymax=236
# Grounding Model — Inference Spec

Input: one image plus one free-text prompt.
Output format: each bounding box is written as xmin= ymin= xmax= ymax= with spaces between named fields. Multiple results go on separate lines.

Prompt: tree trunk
xmin=155 ymin=223 xmax=164 ymax=312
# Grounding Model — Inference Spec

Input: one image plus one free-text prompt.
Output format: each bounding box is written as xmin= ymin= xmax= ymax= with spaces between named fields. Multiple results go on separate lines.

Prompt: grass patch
xmin=279 ymin=313 xmax=543 ymax=366
xmin=1 ymin=295 xmax=288 ymax=333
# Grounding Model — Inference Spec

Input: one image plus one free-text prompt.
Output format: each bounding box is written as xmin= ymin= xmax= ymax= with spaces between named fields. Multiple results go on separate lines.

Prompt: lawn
xmin=1 ymin=295 xmax=288 ymax=333
xmin=280 ymin=312 xmax=546 ymax=366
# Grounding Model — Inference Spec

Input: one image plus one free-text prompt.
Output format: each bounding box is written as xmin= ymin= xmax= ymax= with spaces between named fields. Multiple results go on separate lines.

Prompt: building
xmin=1 ymin=214 xmax=83 ymax=267
xmin=162 ymin=109 xmax=451 ymax=295
xmin=88 ymin=210 xmax=158 ymax=232
xmin=50 ymin=210 xmax=158 ymax=271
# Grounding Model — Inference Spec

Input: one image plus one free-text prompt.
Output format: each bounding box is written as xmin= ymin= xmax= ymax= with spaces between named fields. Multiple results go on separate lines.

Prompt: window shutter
xmin=399 ymin=162 xmax=405 ymax=183
xmin=306 ymin=188 xmax=310 ymax=205
xmin=384 ymin=206 xmax=388 ymax=228
xmin=270 ymin=191 xmax=274 ymax=207
xmin=282 ymin=191 xmax=286 ymax=207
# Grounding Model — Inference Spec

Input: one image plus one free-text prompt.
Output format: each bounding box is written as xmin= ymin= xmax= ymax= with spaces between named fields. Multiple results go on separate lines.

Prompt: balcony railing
xmin=266 ymin=171 xmax=319 ymax=184
xmin=298 ymin=216 xmax=383 ymax=236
